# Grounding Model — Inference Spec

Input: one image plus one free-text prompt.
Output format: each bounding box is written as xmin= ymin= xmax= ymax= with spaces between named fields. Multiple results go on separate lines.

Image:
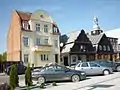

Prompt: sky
xmin=0 ymin=0 xmax=120 ymax=53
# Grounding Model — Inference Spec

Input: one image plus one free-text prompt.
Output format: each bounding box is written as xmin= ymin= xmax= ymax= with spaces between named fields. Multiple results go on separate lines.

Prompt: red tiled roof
xmin=16 ymin=10 xmax=32 ymax=21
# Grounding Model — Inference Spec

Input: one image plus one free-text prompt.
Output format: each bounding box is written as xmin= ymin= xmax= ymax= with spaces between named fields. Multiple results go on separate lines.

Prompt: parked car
xmin=5 ymin=64 xmax=26 ymax=75
xmin=93 ymin=60 xmax=120 ymax=72
xmin=75 ymin=61 xmax=113 ymax=75
xmin=32 ymin=64 xmax=86 ymax=84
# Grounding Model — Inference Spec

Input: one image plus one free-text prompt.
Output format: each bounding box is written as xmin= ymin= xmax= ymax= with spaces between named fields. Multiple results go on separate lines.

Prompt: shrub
xmin=9 ymin=64 xmax=19 ymax=90
xmin=25 ymin=63 xmax=32 ymax=86
xmin=39 ymin=83 xmax=45 ymax=89
xmin=26 ymin=86 xmax=30 ymax=90
xmin=52 ymin=82 xmax=57 ymax=86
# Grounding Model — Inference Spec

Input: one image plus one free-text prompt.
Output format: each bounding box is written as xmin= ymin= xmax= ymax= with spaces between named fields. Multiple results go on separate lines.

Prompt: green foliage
xmin=52 ymin=82 xmax=57 ymax=86
xmin=25 ymin=63 xmax=32 ymax=86
xmin=26 ymin=86 xmax=30 ymax=90
xmin=0 ymin=54 xmax=2 ymax=62
xmin=0 ymin=52 xmax=7 ymax=62
xmin=39 ymin=83 xmax=45 ymax=89
xmin=9 ymin=64 xmax=19 ymax=90
xmin=2 ymin=52 xmax=7 ymax=61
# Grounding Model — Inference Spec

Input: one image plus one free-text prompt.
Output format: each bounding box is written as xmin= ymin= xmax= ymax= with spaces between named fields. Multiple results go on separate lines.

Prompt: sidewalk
xmin=0 ymin=72 xmax=6 ymax=76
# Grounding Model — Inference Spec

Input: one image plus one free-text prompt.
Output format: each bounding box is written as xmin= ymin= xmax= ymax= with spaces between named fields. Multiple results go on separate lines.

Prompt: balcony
xmin=31 ymin=45 xmax=52 ymax=52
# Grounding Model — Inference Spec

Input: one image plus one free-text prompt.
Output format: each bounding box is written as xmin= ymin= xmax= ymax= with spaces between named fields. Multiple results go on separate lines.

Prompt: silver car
xmin=75 ymin=62 xmax=113 ymax=75
xmin=32 ymin=64 xmax=86 ymax=84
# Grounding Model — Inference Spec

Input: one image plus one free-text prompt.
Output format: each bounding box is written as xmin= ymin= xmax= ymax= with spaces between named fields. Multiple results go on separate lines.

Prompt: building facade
xmin=60 ymin=16 xmax=115 ymax=66
xmin=7 ymin=10 xmax=60 ymax=67
xmin=61 ymin=30 xmax=95 ymax=66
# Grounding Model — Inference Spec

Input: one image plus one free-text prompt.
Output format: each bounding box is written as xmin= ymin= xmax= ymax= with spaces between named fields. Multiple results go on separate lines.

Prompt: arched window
xmin=99 ymin=45 xmax=102 ymax=50
xmin=107 ymin=46 xmax=110 ymax=51
xmin=103 ymin=45 xmax=106 ymax=51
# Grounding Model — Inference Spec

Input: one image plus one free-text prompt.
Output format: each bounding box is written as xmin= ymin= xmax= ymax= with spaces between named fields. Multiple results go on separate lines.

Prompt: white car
xmin=75 ymin=61 xmax=113 ymax=75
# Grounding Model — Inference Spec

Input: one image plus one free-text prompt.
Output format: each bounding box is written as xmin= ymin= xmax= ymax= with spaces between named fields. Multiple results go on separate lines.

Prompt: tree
xmin=2 ymin=52 xmax=7 ymax=61
xmin=0 ymin=54 xmax=2 ymax=62
xmin=60 ymin=34 xmax=68 ymax=44
xmin=9 ymin=64 xmax=19 ymax=90
xmin=25 ymin=63 xmax=32 ymax=86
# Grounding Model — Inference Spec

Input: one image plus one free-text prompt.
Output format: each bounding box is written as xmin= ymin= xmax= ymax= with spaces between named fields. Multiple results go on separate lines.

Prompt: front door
xmin=55 ymin=54 xmax=58 ymax=63
xmin=64 ymin=56 xmax=69 ymax=66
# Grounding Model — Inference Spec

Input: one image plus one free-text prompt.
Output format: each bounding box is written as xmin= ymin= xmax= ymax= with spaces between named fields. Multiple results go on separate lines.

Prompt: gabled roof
xmin=66 ymin=30 xmax=81 ymax=43
xmin=61 ymin=30 xmax=81 ymax=53
xmin=87 ymin=33 xmax=104 ymax=45
xmin=105 ymin=28 xmax=120 ymax=44
xmin=16 ymin=10 xmax=32 ymax=21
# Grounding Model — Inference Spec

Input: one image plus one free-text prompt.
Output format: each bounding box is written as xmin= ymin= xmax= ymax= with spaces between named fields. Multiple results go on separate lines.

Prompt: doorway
xmin=64 ymin=56 xmax=69 ymax=66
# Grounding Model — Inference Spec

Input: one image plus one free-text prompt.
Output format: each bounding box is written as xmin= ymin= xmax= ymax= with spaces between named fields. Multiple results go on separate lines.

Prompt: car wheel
xmin=71 ymin=74 xmax=80 ymax=82
xmin=116 ymin=66 xmax=120 ymax=72
xmin=103 ymin=70 xmax=110 ymax=75
xmin=38 ymin=76 xmax=45 ymax=84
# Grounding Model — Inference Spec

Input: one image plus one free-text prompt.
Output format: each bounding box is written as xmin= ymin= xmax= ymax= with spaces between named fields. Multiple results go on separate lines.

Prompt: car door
xmin=89 ymin=62 xmax=102 ymax=75
xmin=54 ymin=65 xmax=71 ymax=81
xmin=43 ymin=65 xmax=57 ymax=81
xmin=79 ymin=62 xmax=91 ymax=75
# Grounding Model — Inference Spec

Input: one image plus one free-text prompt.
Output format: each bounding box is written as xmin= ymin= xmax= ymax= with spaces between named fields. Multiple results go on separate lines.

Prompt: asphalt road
xmin=1 ymin=72 xmax=120 ymax=90
xmin=42 ymin=72 xmax=120 ymax=90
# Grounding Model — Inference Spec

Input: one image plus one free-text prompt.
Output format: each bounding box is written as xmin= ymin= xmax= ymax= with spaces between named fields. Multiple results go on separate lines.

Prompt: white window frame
xmin=99 ymin=45 xmax=102 ymax=50
xmin=24 ymin=54 xmax=29 ymax=64
xmin=44 ymin=38 xmax=48 ymax=45
xmin=54 ymin=40 xmax=58 ymax=48
xmin=107 ymin=45 xmax=110 ymax=51
xmin=23 ymin=36 xmax=29 ymax=46
xmin=44 ymin=24 xmax=48 ymax=33
xmin=36 ymin=38 xmax=40 ymax=46
xmin=103 ymin=45 xmax=106 ymax=51
xmin=71 ymin=55 xmax=77 ymax=64
xmin=40 ymin=54 xmax=49 ymax=61
xmin=36 ymin=23 xmax=40 ymax=31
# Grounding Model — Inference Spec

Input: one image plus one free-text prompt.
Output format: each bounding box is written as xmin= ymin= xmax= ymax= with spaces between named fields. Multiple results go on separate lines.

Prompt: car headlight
xmin=81 ymin=72 xmax=85 ymax=75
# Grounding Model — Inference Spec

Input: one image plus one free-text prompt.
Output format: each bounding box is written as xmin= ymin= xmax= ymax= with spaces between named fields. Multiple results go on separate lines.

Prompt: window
xmin=81 ymin=62 xmax=88 ymax=67
xmin=99 ymin=45 xmax=102 ymax=50
xmin=44 ymin=25 xmax=48 ymax=33
xmin=54 ymin=40 xmax=58 ymax=48
xmin=72 ymin=56 xmax=77 ymax=62
xmin=41 ymin=55 xmax=43 ymax=60
xmin=22 ymin=21 xmax=29 ymax=30
xmin=107 ymin=46 xmax=110 ymax=51
xmin=53 ymin=27 xmax=58 ymax=33
xmin=89 ymin=62 xmax=100 ymax=67
xmin=46 ymin=66 xmax=54 ymax=71
xmin=24 ymin=54 xmax=29 ymax=63
xmin=23 ymin=37 xmax=29 ymax=46
xmin=55 ymin=65 xmax=65 ymax=71
xmin=36 ymin=24 xmax=40 ymax=31
xmin=36 ymin=38 xmax=40 ymax=46
xmin=44 ymin=39 xmax=48 ymax=44
xmin=41 ymin=54 xmax=49 ymax=61
xmin=103 ymin=45 xmax=106 ymax=51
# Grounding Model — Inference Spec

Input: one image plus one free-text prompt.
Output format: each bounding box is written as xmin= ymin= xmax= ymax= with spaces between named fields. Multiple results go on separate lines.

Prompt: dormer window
xmin=40 ymin=15 xmax=44 ymax=18
xmin=22 ymin=21 xmax=29 ymax=30
xmin=53 ymin=27 xmax=58 ymax=33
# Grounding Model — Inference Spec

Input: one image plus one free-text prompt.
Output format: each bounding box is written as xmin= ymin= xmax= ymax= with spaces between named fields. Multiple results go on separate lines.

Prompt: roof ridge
xmin=15 ymin=10 xmax=32 ymax=15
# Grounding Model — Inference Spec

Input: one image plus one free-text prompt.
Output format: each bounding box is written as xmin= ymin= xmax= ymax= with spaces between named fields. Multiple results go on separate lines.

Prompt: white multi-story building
xmin=7 ymin=10 xmax=61 ymax=67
